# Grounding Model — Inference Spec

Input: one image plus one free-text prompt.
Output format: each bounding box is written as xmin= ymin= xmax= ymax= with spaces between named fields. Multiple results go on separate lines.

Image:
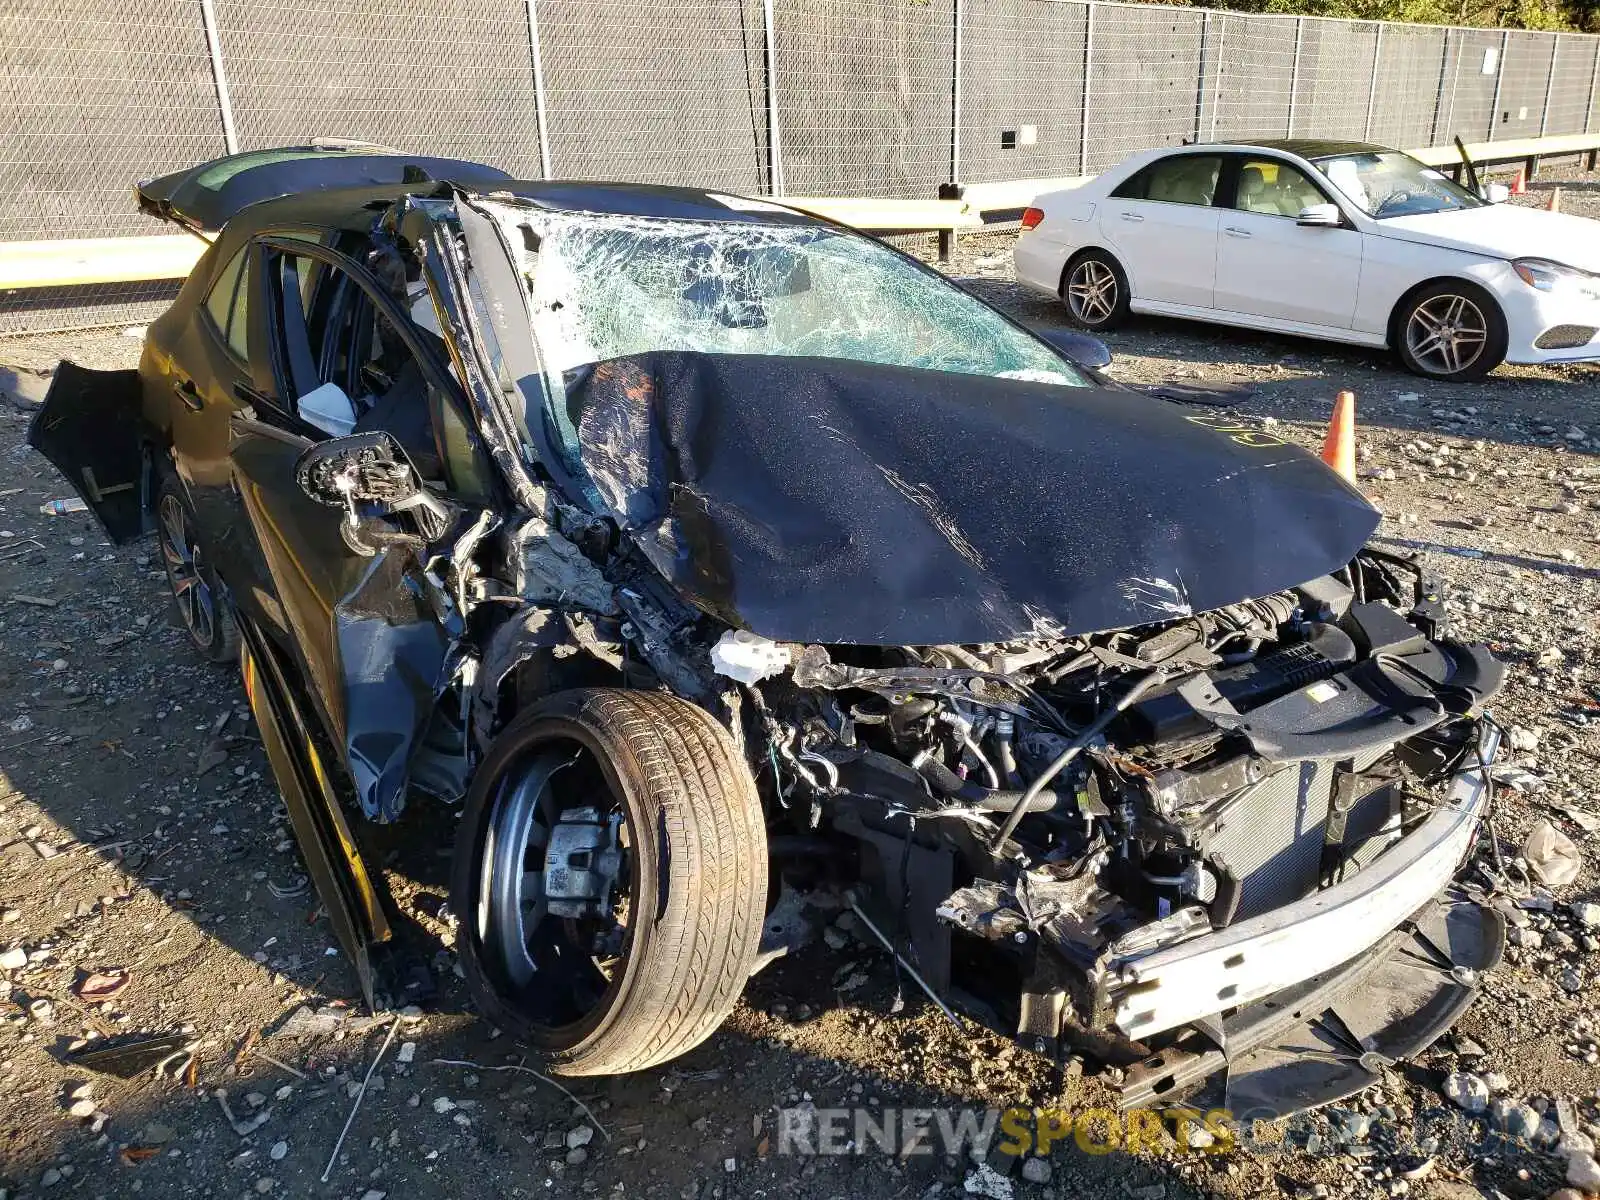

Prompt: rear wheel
xmin=1061 ymin=250 xmax=1131 ymax=331
xmin=156 ymin=474 xmax=237 ymax=663
xmin=1394 ymin=281 xmax=1507 ymax=382
xmin=452 ymin=688 xmax=767 ymax=1075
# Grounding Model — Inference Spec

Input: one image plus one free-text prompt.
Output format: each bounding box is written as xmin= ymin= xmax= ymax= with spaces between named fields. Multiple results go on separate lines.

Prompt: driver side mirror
xmin=1037 ymin=328 xmax=1113 ymax=371
xmin=1483 ymin=182 xmax=1510 ymax=204
xmin=1296 ymin=203 xmax=1343 ymax=228
xmin=295 ymin=431 xmax=452 ymax=555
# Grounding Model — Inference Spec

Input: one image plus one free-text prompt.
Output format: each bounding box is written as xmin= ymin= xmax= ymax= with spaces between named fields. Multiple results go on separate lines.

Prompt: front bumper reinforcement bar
xmin=1109 ymin=723 xmax=1498 ymax=1038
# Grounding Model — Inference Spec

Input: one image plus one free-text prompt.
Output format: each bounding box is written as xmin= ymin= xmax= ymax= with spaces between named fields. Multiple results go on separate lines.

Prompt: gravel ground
xmin=0 ymin=168 xmax=1598 ymax=1200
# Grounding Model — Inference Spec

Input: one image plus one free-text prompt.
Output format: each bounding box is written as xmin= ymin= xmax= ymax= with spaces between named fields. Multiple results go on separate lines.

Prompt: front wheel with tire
xmin=452 ymin=688 xmax=768 ymax=1076
xmin=1394 ymin=282 xmax=1507 ymax=382
xmin=1061 ymin=250 xmax=1131 ymax=331
xmin=155 ymin=474 xmax=237 ymax=663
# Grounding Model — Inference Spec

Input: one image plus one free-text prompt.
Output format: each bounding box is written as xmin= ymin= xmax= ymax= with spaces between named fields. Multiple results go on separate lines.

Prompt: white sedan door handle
xmin=1120 ymin=212 xmax=1145 ymax=223
xmin=1224 ymin=227 xmax=1252 ymax=238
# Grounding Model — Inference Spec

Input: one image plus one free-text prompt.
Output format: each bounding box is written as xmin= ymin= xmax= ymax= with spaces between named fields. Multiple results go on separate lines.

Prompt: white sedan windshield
xmin=497 ymin=209 xmax=1086 ymax=387
xmin=1315 ymin=152 xmax=1486 ymax=219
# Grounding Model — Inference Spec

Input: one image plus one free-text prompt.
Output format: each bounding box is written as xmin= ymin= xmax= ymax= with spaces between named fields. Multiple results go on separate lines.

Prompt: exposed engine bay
xmin=453 ymin=473 xmax=1504 ymax=1115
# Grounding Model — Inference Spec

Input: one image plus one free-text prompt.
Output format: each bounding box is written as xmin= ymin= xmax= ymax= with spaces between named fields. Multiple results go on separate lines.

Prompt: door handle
xmin=173 ymin=378 xmax=204 ymax=411
xmin=1119 ymin=212 xmax=1145 ymax=223
xmin=1224 ymin=227 xmax=1253 ymax=239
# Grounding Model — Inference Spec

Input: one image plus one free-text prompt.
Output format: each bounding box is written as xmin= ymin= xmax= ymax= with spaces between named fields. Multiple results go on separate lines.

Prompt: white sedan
xmin=1014 ymin=139 xmax=1600 ymax=381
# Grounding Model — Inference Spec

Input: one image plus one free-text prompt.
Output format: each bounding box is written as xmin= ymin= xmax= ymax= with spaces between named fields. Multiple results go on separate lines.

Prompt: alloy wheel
xmin=1067 ymin=259 xmax=1118 ymax=325
xmin=157 ymin=493 xmax=217 ymax=648
xmin=1405 ymin=293 xmax=1487 ymax=376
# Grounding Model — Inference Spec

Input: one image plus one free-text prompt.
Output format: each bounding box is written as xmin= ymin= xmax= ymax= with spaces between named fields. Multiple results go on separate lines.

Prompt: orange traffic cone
xmin=1322 ymin=391 xmax=1357 ymax=484
xmin=1548 ymin=187 xmax=1562 ymax=213
xmin=1511 ymin=167 xmax=1527 ymax=195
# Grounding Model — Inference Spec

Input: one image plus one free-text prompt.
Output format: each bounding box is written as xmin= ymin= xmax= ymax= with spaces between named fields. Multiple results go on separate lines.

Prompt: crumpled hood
xmin=566 ymin=352 xmax=1380 ymax=644
xmin=1380 ymin=205 xmax=1600 ymax=273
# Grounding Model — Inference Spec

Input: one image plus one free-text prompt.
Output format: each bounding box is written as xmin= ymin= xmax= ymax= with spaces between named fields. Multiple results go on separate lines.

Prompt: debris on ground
xmin=70 ymin=1034 xmax=193 ymax=1079
xmin=1524 ymin=820 xmax=1584 ymax=886
xmin=72 ymin=969 xmax=129 ymax=1002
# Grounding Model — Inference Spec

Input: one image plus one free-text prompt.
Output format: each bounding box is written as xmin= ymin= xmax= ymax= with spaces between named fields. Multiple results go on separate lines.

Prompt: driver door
xmin=225 ymin=234 xmax=467 ymax=825
xmin=1212 ymin=155 xmax=1364 ymax=329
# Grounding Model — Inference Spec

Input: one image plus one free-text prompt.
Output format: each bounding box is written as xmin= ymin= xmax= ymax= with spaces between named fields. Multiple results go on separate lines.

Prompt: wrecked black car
xmin=30 ymin=145 xmax=1507 ymax=1116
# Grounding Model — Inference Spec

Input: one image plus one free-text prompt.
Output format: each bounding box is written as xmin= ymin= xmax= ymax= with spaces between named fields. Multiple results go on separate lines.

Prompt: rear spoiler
xmin=134 ymin=144 xmax=511 ymax=236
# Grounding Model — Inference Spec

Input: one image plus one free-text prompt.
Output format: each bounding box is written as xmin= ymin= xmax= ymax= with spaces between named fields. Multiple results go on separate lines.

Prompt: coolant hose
xmin=914 ymin=757 xmax=1061 ymax=813
xmin=988 ymin=670 xmax=1164 ymax=852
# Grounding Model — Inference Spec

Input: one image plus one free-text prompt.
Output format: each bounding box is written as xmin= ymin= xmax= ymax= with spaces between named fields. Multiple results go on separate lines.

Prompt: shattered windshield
xmin=491 ymin=207 xmax=1086 ymax=410
xmin=1314 ymin=151 xmax=1485 ymax=219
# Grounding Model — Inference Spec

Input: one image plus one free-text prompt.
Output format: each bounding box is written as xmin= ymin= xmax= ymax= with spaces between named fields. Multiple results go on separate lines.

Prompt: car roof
xmin=1205 ymin=138 xmax=1392 ymax=159
xmin=218 ymin=179 xmax=830 ymax=243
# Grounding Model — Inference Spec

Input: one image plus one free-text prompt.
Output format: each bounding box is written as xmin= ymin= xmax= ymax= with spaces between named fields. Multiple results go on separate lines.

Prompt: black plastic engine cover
xmin=1130 ymin=623 xmax=1356 ymax=744
xmin=1137 ymin=636 xmax=1503 ymax=763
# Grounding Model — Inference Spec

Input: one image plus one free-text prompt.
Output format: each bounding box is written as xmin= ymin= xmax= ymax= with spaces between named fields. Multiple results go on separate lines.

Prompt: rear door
xmin=1100 ymin=152 xmax=1224 ymax=308
xmin=153 ymin=235 xmax=264 ymax=559
xmin=1212 ymin=154 xmax=1364 ymax=329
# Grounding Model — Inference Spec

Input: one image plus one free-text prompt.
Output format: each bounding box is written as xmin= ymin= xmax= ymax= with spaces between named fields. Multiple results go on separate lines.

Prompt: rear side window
xmin=202 ymin=247 xmax=250 ymax=361
xmin=1111 ymin=155 xmax=1223 ymax=207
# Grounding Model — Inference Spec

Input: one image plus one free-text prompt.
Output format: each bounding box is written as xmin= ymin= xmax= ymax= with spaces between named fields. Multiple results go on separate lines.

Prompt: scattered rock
xmin=1510 ymin=926 xmax=1544 ymax=949
xmin=1491 ymin=1097 xmax=1543 ymax=1140
xmin=1567 ymin=1154 xmax=1600 ymax=1192
xmin=1021 ymin=1156 xmax=1052 ymax=1184
xmin=269 ymin=1140 xmax=287 ymax=1161
xmin=432 ymin=1096 xmax=456 ymax=1114
xmin=963 ymin=1163 xmax=1015 ymax=1200
xmin=1444 ymin=1071 xmax=1490 ymax=1113
xmin=567 ymin=1124 xmax=595 ymax=1150
xmin=0 ymin=946 xmax=27 ymax=970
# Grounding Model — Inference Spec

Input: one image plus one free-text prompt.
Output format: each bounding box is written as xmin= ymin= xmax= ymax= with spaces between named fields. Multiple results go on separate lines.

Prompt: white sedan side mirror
xmin=1296 ymin=204 xmax=1343 ymax=228
xmin=1483 ymin=182 xmax=1510 ymax=204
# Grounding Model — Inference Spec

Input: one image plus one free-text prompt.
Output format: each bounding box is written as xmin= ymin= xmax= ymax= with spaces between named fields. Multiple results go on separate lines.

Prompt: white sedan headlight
xmin=1513 ymin=257 xmax=1600 ymax=301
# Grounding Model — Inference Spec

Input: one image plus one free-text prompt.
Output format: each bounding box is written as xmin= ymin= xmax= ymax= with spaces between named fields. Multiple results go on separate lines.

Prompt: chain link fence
xmin=4 ymin=0 xmax=1599 ymax=333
